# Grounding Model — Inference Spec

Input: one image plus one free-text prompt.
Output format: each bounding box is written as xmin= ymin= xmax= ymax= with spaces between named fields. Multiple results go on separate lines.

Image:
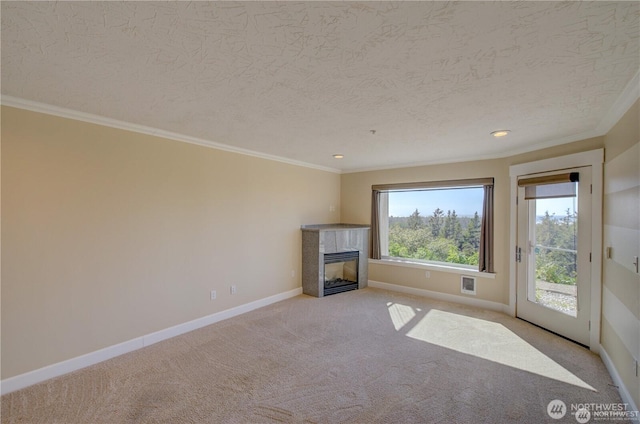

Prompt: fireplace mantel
xmin=301 ymin=224 xmax=369 ymax=297
xmin=301 ymin=224 xmax=370 ymax=230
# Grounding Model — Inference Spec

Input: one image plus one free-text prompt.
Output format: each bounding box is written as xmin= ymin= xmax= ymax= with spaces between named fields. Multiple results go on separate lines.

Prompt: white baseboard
xmin=1 ymin=287 xmax=302 ymax=395
xmin=599 ymin=345 xmax=639 ymax=418
xmin=368 ymin=280 xmax=510 ymax=314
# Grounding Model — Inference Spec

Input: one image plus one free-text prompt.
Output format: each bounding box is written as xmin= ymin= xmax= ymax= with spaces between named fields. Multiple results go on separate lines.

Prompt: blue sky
xmin=389 ymin=188 xmax=578 ymax=218
xmin=389 ymin=188 xmax=484 ymax=217
xmin=536 ymin=196 xmax=577 ymax=217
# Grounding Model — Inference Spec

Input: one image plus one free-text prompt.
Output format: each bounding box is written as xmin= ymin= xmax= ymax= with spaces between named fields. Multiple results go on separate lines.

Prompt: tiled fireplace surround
xmin=301 ymin=224 xmax=369 ymax=297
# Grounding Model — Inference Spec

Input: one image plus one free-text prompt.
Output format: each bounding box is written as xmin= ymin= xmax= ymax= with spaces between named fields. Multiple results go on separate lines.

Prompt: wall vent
xmin=461 ymin=276 xmax=476 ymax=295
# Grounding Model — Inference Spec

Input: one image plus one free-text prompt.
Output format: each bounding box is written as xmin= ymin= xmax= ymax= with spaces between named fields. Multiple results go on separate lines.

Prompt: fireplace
xmin=301 ymin=224 xmax=369 ymax=297
xmin=324 ymin=251 xmax=359 ymax=296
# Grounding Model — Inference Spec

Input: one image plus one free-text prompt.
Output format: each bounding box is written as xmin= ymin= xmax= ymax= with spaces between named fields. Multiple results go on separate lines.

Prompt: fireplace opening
xmin=324 ymin=251 xmax=359 ymax=296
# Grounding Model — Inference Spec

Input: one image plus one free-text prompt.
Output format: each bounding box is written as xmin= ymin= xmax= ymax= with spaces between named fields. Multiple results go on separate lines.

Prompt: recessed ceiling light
xmin=333 ymin=154 xmax=344 ymax=159
xmin=491 ymin=130 xmax=511 ymax=138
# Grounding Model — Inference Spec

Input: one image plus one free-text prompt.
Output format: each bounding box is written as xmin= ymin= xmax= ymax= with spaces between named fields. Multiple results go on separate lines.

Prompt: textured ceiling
xmin=2 ymin=1 xmax=639 ymax=172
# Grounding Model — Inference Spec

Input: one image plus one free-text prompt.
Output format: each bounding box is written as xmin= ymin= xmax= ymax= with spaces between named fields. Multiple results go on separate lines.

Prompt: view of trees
xmin=388 ymin=208 xmax=481 ymax=266
xmin=534 ymin=209 xmax=577 ymax=285
xmin=388 ymin=206 xmax=578 ymax=283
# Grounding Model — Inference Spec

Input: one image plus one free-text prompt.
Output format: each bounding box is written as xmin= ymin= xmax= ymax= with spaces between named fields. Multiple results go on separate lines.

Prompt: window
xmin=387 ymin=187 xmax=483 ymax=266
xmin=371 ymin=178 xmax=494 ymax=273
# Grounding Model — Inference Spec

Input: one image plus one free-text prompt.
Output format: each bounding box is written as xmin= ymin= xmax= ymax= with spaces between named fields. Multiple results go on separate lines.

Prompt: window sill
xmin=369 ymin=258 xmax=496 ymax=279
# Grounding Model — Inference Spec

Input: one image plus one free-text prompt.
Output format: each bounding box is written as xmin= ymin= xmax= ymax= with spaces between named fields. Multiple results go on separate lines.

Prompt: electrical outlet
xmin=425 ymin=271 xmax=431 ymax=278
xmin=210 ymin=290 xmax=216 ymax=300
xmin=230 ymin=285 xmax=237 ymax=295
xmin=291 ymin=270 xmax=295 ymax=278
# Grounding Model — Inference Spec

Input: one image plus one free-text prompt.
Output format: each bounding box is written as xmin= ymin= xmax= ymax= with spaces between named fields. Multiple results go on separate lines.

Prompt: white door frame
xmin=509 ymin=149 xmax=603 ymax=352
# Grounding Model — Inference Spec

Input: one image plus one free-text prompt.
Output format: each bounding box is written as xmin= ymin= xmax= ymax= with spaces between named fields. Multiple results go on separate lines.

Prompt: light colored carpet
xmin=1 ymin=288 xmax=627 ymax=423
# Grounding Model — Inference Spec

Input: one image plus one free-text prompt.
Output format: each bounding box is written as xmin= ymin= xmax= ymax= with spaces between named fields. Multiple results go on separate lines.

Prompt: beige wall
xmin=601 ymin=100 xmax=639 ymax=407
xmin=1 ymin=106 xmax=341 ymax=379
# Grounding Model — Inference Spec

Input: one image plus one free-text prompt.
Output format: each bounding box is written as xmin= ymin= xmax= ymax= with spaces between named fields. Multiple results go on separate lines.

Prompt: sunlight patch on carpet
xmin=387 ymin=302 xmax=417 ymax=331
xmin=390 ymin=306 xmax=596 ymax=391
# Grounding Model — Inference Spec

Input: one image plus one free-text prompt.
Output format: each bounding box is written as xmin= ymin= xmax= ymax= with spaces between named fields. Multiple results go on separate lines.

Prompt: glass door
xmin=516 ymin=167 xmax=591 ymax=346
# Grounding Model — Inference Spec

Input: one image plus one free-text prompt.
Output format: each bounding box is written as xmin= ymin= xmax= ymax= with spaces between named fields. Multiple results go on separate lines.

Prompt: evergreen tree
xmin=443 ymin=210 xmax=453 ymax=239
xmin=453 ymin=213 xmax=464 ymax=248
xmin=463 ymin=211 xmax=481 ymax=249
xmin=428 ymin=208 xmax=445 ymax=238
xmin=407 ymin=208 xmax=423 ymax=230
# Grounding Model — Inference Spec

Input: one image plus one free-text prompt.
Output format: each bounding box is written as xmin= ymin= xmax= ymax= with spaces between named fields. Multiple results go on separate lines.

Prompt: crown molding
xmin=4 ymin=73 xmax=637 ymax=176
xmin=595 ymin=68 xmax=640 ymax=135
xmin=342 ymin=128 xmax=604 ymax=174
xmin=342 ymin=72 xmax=640 ymax=174
xmin=343 ymin=84 xmax=639 ymax=174
xmin=0 ymin=96 xmax=342 ymax=174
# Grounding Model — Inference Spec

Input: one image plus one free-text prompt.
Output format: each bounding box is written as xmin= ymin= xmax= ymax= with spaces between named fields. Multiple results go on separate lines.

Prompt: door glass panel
xmin=528 ymin=192 xmax=578 ymax=317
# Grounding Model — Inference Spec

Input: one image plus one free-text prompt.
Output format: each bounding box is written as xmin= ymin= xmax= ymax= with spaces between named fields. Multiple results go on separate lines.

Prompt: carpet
xmin=1 ymin=288 xmax=627 ymax=423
